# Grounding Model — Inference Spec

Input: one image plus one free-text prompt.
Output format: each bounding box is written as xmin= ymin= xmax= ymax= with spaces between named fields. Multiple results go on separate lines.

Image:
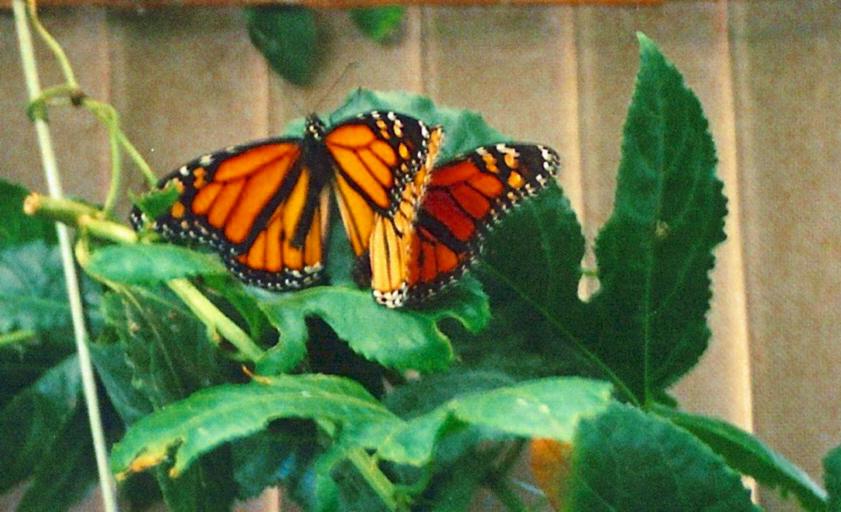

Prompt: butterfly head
xmin=305 ymin=114 xmax=327 ymax=141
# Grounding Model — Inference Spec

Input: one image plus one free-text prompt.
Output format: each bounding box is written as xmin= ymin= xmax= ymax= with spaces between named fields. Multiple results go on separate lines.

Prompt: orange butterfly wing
xmin=132 ymin=137 xmax=328 ymax=289
xmin=325 ymin=111 xmax=439 ymax=258
xmin=366 ymin=143 xmax=561 ymax=307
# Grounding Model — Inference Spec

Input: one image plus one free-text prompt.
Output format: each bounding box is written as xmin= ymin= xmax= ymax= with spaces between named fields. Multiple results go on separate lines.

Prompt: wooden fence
xmin=2 ymin=1 xmax=840 ymax=510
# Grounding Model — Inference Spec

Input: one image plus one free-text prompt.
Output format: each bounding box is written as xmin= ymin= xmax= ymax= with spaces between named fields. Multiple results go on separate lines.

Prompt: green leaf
xmin=87 ymin=244 xmax=227 ymax=284
xmin=384 ymin=369 xmax=515 ymax=418
xmin=131 ymin=184 xmax=180 ymax=222
xmin=656 ymin=405 xmax=827 ymax=511
xmin=0 ymin=241 xmax=70 ymax=333
xmin=350 ymin=7 xmax=405 ymax=43
xmin=90 ymin=342 xmax=154 ymax=425
xmin=255 ymin=285 xmax=476 ymax=374
xmin=587 ymin=33 xmax=725 ymax=399
xmin=455 ymin=186 xmax=590 ymax=379
xmin=370 ymin=377 xmax=612 ymax=467
xmin=824 ymin=444 xmax=841 ymax=512
xmin=110 ymin=374 xmax=399 ymax=479
xmin=15 ymin=405 xmax=97 ymax=512
xmin=246 ymin=6 xmax=317 ymax=86
xmin=566 ymin=403 xmax=758 ymax=512
xmin=0 ymin=179 xmax=56 ymax=248
xmin=0 ymin=355 xmax=81 ymax=491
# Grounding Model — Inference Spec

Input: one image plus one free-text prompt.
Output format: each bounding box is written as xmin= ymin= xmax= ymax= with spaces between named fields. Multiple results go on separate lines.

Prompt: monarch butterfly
xmin=362 ymin=142 xmax=561 ymax=307
xmin=131 ymin=111 xmax=442 ymax=292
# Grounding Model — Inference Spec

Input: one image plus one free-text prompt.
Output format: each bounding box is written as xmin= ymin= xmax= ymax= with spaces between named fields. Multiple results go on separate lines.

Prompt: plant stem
xmin=347 ymin=449 xmax=400 ymax=511
xmin=12 ymin=2 xmax=118 ymax=511
xmin=167 ymin=279 xmax=264 ymax=362
xmin=0 ymin=329 xmax=37 ymax=347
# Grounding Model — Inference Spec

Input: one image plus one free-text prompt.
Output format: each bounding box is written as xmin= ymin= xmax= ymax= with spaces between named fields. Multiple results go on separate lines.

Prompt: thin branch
xmin=12 ymin=2 xmax=118 ymax=511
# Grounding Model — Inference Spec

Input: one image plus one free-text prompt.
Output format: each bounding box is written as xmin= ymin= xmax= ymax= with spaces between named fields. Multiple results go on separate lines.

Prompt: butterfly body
xmin=132 ymin=111 xmax=439 ymax=292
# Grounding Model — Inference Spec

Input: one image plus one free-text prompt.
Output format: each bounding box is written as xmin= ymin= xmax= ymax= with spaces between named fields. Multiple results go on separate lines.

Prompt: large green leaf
xmin=656 ymin=405 xmax=827 ymax=511
xmin=368 ymin=377 xmax=612 ymax=467
xmin=566 ymin=403 xmax=757 ymax=512
xmin=461 ymin=185 xmax=590 ymax=379
xmin=350 ymin=7 xmax=405 ymax=43
xmin=0 ymin=355 xmax=81 ymax=491
xmin=245 ymin=6 xmax=317 ymax=86
xmin=0 ymin=179 xmax=56 ymax=248
xmin=90 ymin=341 xmax=154 ymax=426
xmin=110 ymin=374 xmax=399 ymax=479
xmin=825 ymin=444 xmax=841 ymax=512
xmin=587 ymin=33 xmax=725 ymax=400
xmin=254 ymin=285 xmax=486 ymax=374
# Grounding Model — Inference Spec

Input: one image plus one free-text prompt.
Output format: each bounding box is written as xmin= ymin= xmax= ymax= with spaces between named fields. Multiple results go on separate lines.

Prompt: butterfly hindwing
xmin=366 ymin=143 xmax=562 ymax=307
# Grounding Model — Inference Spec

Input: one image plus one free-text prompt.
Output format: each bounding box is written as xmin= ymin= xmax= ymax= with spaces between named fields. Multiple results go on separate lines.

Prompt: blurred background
xmin=2 ymin=1 xmax=840 ymax=510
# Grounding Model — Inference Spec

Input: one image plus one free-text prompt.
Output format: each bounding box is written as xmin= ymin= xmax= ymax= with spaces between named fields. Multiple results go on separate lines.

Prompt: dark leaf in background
xmin=15 ymin=405 xmax=96 ymax=512
xmin=0 ymin=355 xmax=81 ymax=492
xmin=350 ymin=7 xmax=405 ymax=43
xmin=90 ymin=341 xmax=154 ymax=426
xmin=0 ymin=179 xmax=55 ymax=248
xmin=587 ymin=33 xmax=726 ymax=400
xmin=246 ymin=6 xmax=317 ymax=86
xmin=0 ymin=242 xmax=70 ymax=333
xmin=566 ymin=403 xmax=758 ymax=512
xmin=656 ymin=405 xmax=827 ymax=511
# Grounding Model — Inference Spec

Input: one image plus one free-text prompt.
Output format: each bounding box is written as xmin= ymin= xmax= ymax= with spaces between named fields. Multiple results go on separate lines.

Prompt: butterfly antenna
xmin=314 ymin=61 xmax=360 ymax=116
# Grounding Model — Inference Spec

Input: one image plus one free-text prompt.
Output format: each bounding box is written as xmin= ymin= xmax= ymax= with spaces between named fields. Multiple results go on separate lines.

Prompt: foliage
xmin=245 ymin=6 xmax=406 ymax=86
xmin=5 ymin=29 xmax=837 ymax=512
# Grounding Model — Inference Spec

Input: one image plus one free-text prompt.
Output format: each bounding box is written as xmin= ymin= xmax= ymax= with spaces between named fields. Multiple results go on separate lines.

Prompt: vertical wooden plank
xmin=269 ymin=8 xmax=424 ymax=133
xmin=0 ymin=8 xmax=110 ymax=201
xmin=730 ymin=2 xmax=841 ymax=509
xmin=575 ymin=1 xmax=753 ymax=432
xmin=109 ymin=7 xmax=270 ymax=201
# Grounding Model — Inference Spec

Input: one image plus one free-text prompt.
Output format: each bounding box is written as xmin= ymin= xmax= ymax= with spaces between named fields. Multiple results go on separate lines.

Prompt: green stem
xmin=167 ymin=279 xmax=264 ymax=362
xmin=103 ymin=123 xmax=122 ymax=216
xmin=580 ymin=267 xmax=598 ymax=278
xmin=347 ymin=449 xmax=400 ymax=511
xmin=0 ymin=329 xmax=37 ymax=347
xmin=25 ymin=0 xmax=78 ymax=89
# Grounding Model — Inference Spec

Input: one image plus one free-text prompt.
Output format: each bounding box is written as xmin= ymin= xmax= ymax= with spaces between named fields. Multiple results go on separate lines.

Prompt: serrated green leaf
xmin=350 ymin=7 xmax=405 ymax=43
xmin=87 ymin=244 xmax=227 ymax=284
xmin=587 ymin=33 xmax=726 ymax=400
xmin=656 ymin=405 xmax=826 ymax=511
xmin=566 ymin=403 xmax=758 ymax=512
xmin=0 ymin=179 xmax=56 ymax=248
xmin=246 ymin=6 xmax=317 ymax=86
xmin=370 ymin=377 xmax=612 ymax=467
xmin=0 ymin=355 xmax=81 ymax=491
xmin=824 ymin=444 xmax=841 ymax=512
xmin=16 ymin=404 xmax=96 ymax=512
xmin=384 ymin=369 xmax=515 ymax=418
xmin=110 ymin=374 xmax=399 ymax=479
xmin=255 ymin=286 xmax=465 ymax=374
xmin=131 ymin=184 xmax=180 ymax=222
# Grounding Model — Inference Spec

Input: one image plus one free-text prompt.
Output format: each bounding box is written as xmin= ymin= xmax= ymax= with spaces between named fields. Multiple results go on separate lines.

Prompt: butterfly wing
xmin=131 ymin=137 xmax=328 ymax=290
xmin=367 ymin=143 xmax=562 ymax=307
xmin=324 ymin=111 xmax=439 ymax=258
